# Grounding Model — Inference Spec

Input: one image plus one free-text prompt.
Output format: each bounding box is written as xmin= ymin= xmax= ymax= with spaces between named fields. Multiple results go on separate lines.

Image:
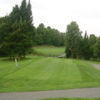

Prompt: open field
xmin=34 ymin=46 xmax=65 ymax=56
xmin=39 ymin=98 xmax=100 ymax=100
xmin=0 ymin=56 xmax=100 ymax=93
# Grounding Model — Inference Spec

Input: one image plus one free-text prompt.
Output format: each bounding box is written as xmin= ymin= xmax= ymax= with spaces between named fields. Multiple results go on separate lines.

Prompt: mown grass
xmin=0 ymin=56 xmax=100 ymax=93
xmin=39 ymin=98 xmax=100 ymax=100
xmin=34 ymin=46 xmax=65 ymax=56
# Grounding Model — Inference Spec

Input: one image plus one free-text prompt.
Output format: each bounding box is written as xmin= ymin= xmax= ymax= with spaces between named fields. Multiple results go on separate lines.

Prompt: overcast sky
xmin=0 ymin=0 xmax=100 ymax=36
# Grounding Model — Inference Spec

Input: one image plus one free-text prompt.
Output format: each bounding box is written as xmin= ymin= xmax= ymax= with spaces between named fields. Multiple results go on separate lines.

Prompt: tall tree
xmin=89 ymin=34 xmax=97 ymax=59
xmin=0 ymin=16 xmax=11 ymax=57
xmin=0 ymin=0 xmax=35 ymax=60
xmin=65 ymin=21 xmax=82 ymax=58
xmin=82 ymin=31 xmax=90 ymax=60
xmin=94 ymin=37 xmax=100 ymax=60
xmin=20 ymin=0 xmax=27 ymax=21
xmin=36 ymin=23 xmax=45 ymax=45
xmin=27 ymin=0 xmax=33 ymax=25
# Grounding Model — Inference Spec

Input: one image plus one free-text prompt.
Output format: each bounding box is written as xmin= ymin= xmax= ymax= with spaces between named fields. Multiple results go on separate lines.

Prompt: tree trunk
xmin=18 ymin=54 xmax=22 ymax=60
xmin=71 ymin=49 xmax=74 ymax=58
xmin=9 ymin=52 xmax=11 ymax=60
xmin=77 ymin=53 xmax=79 ymax=59
xmin=23 ymin=51 xmax=26 ymax=58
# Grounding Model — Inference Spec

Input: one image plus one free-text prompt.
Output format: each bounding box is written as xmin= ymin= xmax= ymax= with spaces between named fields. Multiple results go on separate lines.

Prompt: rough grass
xmin=39 ymin=98 xmax=100 ymax=100
xmin=0 ymin=56 xmax=100 ymax=93
xmin=34 ymin=46 xmax=65 ymax=56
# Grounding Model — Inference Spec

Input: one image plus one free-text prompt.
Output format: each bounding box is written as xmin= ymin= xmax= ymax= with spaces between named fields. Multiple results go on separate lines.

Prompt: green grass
xmin=0 ymin=56 xmax=100 ymax=93
xmin=34 ymin=46 xmax=65 ymax=56
xmin=39 ymin=98 xmax=100 ymax=100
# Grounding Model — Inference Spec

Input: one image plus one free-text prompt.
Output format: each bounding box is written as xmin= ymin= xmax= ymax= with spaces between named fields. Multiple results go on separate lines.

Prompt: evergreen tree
xmin=0 ymin=0 xmax=35 ymax=60
xmin=94 ymin=37 xmax=100 ymax=60
xmin=82 ymin=31 xmax=90 ymax=60
xmin=20 ymin=0 xmax=27 ymax=21
xmin=89 ymin=34 xmax=97 ymax=59
xmin=27 ymin=0 xmax=33 ymax=25
xmin=0 ymin=16 xmax=11 ymax=57
xmin=36 ymin=23 xmax=45 ymax=45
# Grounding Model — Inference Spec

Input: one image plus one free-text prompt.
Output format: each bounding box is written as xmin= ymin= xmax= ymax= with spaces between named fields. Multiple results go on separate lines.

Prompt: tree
xmin=60 ymin=33 xmax=65 ymax=46
xmin=65 ymin=21 xmax=82 ymax=58
xmin=44 ymin=26 xmax=51 ymax=45
xmin=89 ymin=34 xmax=97 ymax=59
xmin=36 ymin=23 xmax=45 ymax=45
xmin=20 ymin=0 xmax=27 ymax=21
xmin=27 ymin=0 xmax=33 ymax=25
xmin=0 ymin=16 xmax=11 ymax=57
xmin=82 ymin=31 xmax=90 ymax=60
xmin=94 ymin=37 xmax=100 ymax=60
xmin=0 ymin=0 xmax=35 ymax=60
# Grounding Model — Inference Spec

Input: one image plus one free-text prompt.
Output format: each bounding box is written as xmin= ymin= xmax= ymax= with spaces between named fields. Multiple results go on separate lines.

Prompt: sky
xmin=0 ymin=0 xmax=100 ymax=36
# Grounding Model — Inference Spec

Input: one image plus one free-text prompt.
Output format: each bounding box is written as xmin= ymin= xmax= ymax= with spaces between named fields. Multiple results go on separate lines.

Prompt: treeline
xmin=36 ymin=23 xmax=65 ymax=46
xmin=1 ymin=1 xmax=100 ymax=61
xmin=0 ymin=0 xmax=65 ymax=59
xmin=65 ymin=21 xmax=100 ymax=61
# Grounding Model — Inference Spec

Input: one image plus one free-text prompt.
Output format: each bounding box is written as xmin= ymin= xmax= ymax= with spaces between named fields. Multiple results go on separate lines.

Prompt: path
xmin=0 ymin=88 xmax=100 ymax=100
xmin=57 ymin=53 xmax=66 ymax=58
xmin=89 ymin=63 xmax=100 ymax=70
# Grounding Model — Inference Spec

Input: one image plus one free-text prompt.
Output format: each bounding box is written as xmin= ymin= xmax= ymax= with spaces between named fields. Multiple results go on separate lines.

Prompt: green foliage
xmin=82 ymin=31 xmax=90 ymax=60
xmin=36 ymin=23 xmax=65 ymax=46
xmin=94 ymin=37 xmax=100 ymax=59
xmin=89 ymin=34 xmax=97 ymax=58
xmin=65 ymin=21 xmax=82 ymax=58
xmin=0 ymin=56 xmax=100 ymax=92
xmin=65 ymin=22 xmax=99 ymax=61
xmin=0 ymin=0 xmax=35 ymax=60
xmin=36 ymin=23 xmax=45 ymax=45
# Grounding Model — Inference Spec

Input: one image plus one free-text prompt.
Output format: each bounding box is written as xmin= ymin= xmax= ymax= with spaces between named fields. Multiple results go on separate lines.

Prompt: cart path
xmin=0 ymin=88 xmax=100 ymax=100
xmin=89 ymin=63 xmax=100 ymax=70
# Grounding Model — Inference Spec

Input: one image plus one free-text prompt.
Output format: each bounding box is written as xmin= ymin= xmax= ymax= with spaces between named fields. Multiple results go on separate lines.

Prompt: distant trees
xmin=36 ymin=23 xmax=65 ymax=46
xmin=65 ymin=21 xmax=100 ymax=61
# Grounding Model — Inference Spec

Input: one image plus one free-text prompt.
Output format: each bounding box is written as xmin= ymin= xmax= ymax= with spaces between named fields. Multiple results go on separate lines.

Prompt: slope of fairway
xmin=0 ymin=56 xmax=100 ymax=92
xmin=34 ymin=46 xmax=65 ymax=56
